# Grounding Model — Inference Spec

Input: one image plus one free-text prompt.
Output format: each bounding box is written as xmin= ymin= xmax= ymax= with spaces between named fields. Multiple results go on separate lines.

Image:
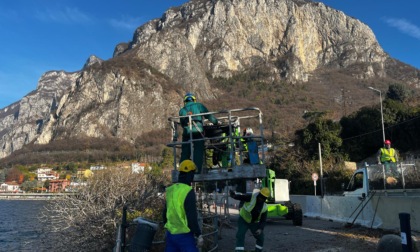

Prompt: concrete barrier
xmin=290 ymin=195 xmax=420 ymax=232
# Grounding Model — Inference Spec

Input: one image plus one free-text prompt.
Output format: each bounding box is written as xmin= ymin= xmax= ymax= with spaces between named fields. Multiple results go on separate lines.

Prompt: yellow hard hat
xmin=179 ymin=160 xmax=196 ymax=173
xmin=260 ymin=187 xmax=270 ymax=198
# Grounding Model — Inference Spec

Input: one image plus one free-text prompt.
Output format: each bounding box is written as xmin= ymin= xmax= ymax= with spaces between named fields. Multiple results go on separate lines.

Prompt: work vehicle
xmin=343 ymin=162 xmax=420 ymax=198
xmin=262 ymin=169 xmax=303 ymax=226
xmin=289 ymin=160 xmax=420 ymax=232
xmin=167 ymin=107 xmax=302 ymax=225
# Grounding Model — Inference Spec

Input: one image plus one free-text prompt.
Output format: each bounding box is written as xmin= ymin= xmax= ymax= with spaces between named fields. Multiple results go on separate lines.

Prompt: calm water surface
xmin=0 ymin=200 xmax=51 ymax=252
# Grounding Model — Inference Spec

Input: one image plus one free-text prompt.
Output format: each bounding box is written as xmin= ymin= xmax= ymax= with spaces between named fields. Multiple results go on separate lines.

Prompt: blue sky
xmin=0 ymin=0 xmax=419 ymax=109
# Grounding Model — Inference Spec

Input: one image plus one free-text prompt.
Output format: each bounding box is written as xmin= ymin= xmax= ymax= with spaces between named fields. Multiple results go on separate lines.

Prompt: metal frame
xmin=167 ymin=107 xmax=268 ymax=182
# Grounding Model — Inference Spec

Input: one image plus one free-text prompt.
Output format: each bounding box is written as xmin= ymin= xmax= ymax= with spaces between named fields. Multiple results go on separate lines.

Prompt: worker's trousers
xmin=165 ymin=231 xmax=198 ymax=252
xmin=235 ymin=216 xmax=264 ymax=252
xmin=181 ymin=134 xmax=204 ymax=173
xmin=382 ymin=162 xmax=398 ymax=175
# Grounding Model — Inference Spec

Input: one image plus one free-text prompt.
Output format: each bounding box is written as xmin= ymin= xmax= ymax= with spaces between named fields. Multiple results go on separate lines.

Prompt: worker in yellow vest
xmin=377 ymin=139 xmax=399 ymax=174
xmin=230 ymin=187 xmax=270 ymax=252
xmin=163 ymin=160 xmax=203 ymax=251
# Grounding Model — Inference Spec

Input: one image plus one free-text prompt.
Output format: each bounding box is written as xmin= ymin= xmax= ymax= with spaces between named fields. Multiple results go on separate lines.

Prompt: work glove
xmin=196 ymin=235 xmax=204 ymax=248
xmin=254 ymin=229 xmax=262 ymax=236
xmin=217 ymin=121 xmax=223 ymax=125
xmin=229 ymin=190 xmax=236 ymax=198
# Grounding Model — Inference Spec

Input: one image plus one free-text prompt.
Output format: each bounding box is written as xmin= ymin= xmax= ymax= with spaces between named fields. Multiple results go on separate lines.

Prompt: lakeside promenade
xmin=0 ymin=192 xmax=70 ymax=200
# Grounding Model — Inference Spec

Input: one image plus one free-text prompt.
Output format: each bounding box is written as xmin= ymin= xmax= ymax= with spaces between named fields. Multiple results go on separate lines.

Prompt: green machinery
xmin=262 ymin=169 xmax=303 ymax=226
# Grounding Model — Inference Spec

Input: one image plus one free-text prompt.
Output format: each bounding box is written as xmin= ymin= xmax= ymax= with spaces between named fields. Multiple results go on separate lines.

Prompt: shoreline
xmin=0 ymin=192 xmax=68 ymax=200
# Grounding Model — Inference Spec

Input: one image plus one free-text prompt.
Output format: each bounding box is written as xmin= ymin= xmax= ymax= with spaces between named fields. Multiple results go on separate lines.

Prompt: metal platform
xmin=167 ymin=107 xmax=268 ymax=183
xmin=193 ymin=164 xmax=267 ymax=182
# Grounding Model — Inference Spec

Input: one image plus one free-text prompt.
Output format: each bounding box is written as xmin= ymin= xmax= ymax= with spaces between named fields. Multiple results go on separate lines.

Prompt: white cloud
xmin=35 ymin=7 xmax=91 ymax=24
xmin=109 ymin=15 xmax=144 ymax=30
xmin=384 ymin=18 xmax=420 ymax=40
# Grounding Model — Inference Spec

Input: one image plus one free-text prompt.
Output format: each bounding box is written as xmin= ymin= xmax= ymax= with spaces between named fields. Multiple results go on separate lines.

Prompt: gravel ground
xmin=215 ymin=214 xmax=419 ymax=252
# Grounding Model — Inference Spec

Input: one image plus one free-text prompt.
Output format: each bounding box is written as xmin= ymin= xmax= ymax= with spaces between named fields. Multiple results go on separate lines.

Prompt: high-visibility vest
xmin=239 ymin=193 xmax=268 ymax=223
xmin=164 ymin=183 xmax=192 ymax=234
xmin=380 ymin=148 xmax=396 ymax=162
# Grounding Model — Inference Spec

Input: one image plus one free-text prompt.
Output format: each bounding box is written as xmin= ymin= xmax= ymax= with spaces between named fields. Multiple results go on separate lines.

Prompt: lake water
xmin=0 ymin=200 xmax=51 ymax=252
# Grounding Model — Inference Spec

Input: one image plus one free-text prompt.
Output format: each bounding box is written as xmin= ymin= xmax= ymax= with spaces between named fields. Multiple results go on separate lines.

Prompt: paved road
xmin=216 ymin=215 xmax=418 ymax=252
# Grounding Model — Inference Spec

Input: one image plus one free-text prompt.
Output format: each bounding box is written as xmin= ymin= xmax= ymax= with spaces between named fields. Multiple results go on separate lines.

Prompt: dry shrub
xmin=39 ymin=168 xmax=168 ymax=252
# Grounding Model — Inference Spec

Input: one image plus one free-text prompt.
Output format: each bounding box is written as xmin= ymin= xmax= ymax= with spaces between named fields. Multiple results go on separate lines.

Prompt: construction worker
xmin=230 ymin=187 xmax=270 ymax=252
xmin=179 ymin=92 xmax=218 ymax=173
xmin=163 ymin=160 xmax=203 ymax=251
xmin=241 ymin=128 xmax=260 ymax=164
xmin=377 ymin=139 xmax=399 ymax=174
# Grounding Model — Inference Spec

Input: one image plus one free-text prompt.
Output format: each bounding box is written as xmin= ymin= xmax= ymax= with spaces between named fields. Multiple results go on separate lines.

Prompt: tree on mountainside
xmin=267 ymin=117 xmax=350 ymax=195
xmin=386 ymin=83 xmax=411 ymax=102
xmin=340 ymin=107 xmax=382 ymax=161
xmin=296 ymin=118 xmax=342 ymax=160
xmin=340 ymin=89 xmax=420 ymax=161
xmin=5 ymin=167 xmax=24 ymax=183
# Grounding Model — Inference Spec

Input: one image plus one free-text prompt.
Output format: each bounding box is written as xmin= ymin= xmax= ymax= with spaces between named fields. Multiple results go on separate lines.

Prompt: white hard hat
xmin=245 ymin=127 xmax=253 ymax=135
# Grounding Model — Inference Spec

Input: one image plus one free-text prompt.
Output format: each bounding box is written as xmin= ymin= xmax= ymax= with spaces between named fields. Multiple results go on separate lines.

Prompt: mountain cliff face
xmin=1 ymin=0 xmax=419 ymax=159
xmin=1 ymin=71 xmax=79 ymax=158
xmin=121 ymin=0 xmax=388 ymax=83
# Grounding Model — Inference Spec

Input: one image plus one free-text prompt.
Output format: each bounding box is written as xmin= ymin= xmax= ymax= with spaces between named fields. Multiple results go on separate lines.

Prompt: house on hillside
xmin=0 ymin=181 xmax=21 ymax=192
xmin=37 ymin=172 xmax=59 ymax=182
xmin=49 ymin=179 xmax=70 ymax=192
xmin=90 ymin=165 xmax=105 ymax=171
xmin=131 ymin=163 xmax=151 ymax=173
xmin=37 ymin=167 xmax=52 ymax=174
xmin=36 ymin=167 xmax=59 ymax=182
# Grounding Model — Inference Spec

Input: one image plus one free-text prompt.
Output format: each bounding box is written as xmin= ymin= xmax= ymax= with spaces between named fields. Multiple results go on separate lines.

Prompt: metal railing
xmin=366 ymin=162 xmax=420 ymax=192
xmin=167 ymin=107 xmax=267 ymax=181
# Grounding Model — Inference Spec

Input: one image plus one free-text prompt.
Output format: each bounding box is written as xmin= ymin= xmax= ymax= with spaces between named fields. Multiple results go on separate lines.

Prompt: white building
xmin=90 ymin=165 xmax=106 ymax=171
xmin=0 ymin=182 xmax=20 ymax=192
xmin=37 ymin=167 xmax=52 ymax=174
xmin=131 ymin=163 xmax=151 ymax=173
xmin=37 ymin=173 xmax=59 ymax=182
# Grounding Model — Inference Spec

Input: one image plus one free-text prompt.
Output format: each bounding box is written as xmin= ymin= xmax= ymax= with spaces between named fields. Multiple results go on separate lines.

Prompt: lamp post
xmin=368 ymin=87 xmax=385 ymax=143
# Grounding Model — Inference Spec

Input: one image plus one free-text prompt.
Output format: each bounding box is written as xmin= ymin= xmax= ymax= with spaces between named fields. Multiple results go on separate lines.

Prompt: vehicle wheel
xmin=283 ymin=201 xmax=293 ymax=220
xmin=292 ymin=203 xmax=303 ymax=226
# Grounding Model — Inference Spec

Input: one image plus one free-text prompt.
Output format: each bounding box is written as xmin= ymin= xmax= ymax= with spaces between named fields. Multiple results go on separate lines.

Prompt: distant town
xmin=0 ymin=162 xmax=152 ymax=194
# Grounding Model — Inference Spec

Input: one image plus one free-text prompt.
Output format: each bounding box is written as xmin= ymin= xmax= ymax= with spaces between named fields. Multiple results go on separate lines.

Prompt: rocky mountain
xmin=1 ymin=0 xmax=419 ymax=160
xmin=1 ymin=71 xmax=80 ymax=158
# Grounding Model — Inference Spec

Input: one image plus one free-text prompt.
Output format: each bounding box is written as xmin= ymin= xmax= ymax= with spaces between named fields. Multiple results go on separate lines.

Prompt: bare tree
xmin=39 ymin=168 xmax=169 ymax=251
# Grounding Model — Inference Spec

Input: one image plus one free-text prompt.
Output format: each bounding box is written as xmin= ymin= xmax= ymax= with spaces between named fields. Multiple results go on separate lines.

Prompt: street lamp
xmin=368 ymin=87 xmax=385 ymax=143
